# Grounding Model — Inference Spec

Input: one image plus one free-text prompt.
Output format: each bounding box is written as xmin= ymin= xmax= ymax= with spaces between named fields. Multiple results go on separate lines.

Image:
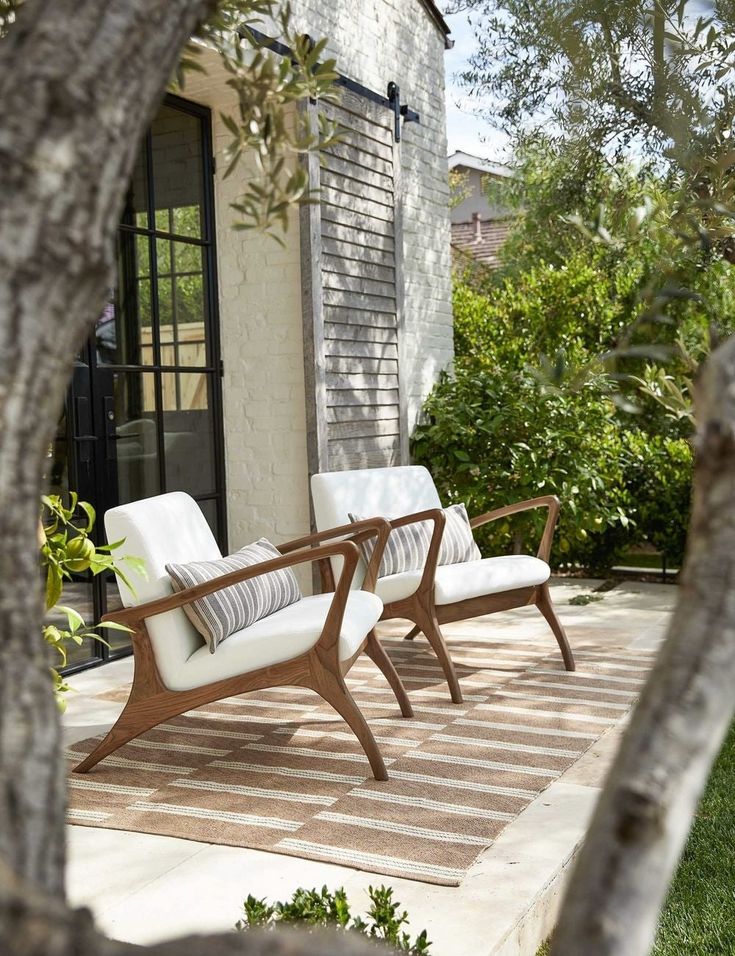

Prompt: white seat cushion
xmin=311 ymin=466 xmax=443 ymax=588
xmin=105 ymin=492 xmax=224 ymax=672
xmin=375 ymin=569 xmax=424 ymax=605
xmin=157 ymin=590 xmax=382 ymax=692
xmin=374 ymin=555 xmax=550 ymax=607
xmin=434 ymin=555 xmax=550 ymax=605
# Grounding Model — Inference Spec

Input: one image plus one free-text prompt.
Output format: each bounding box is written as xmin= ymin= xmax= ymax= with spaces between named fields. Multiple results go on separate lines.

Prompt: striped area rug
xmin=66 ymin=632 xmax=656 ymax=885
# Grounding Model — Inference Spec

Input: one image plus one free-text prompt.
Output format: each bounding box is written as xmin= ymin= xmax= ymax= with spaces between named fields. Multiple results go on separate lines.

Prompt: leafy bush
xmin=412 ymin=368 xmax=631 ymax=570
xmin=236 ymin=884 xmax=430 ymax=955
xmin=619 ymin=430 xmax=693 ymax=567
xmin=454 ymin=249 xmax=633 ymax=371
xmin=427 ymin=144 xmax=705 ymax=573
xmin=568 ymin=593 xmax=604 ymax=606
xmin=487 ymin=139 xmax=663 ymax=277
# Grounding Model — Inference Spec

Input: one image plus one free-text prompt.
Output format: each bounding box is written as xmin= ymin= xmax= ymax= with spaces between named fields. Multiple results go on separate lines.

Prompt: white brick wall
xmin=180 ymin=3 xmax=453 ymax=575
xmin=180 ymin=56 xmax=310 ymax=584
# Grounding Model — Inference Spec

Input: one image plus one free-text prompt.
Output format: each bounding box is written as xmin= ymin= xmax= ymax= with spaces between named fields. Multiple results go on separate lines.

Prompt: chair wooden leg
xmin=73 ymin=699 xmax=160 ymax=773
xmin=314 ymin=671 xmax=389 ymax=781
xmin=404 ymin=624 xmax=421 ymax=641
xmin=536 ymin=583 xmax=575 ymax=671
xmin=365 ymin=631 xmax=413 ymax=718
xmin=414 ymin=607 xmax=463 ymax=704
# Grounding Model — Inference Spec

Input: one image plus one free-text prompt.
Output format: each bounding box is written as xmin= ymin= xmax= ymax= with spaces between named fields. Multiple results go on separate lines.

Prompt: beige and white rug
xmin=66 ymin=631 xmax=655 ymax=885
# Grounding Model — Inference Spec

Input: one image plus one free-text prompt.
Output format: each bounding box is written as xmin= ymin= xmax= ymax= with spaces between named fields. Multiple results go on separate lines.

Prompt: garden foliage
xmin=413 ymin=369 xmax=631 ymax=567
xmin=414 ymin=149 xmax=703 ymax=570
xmin=40 ymin=494 xmax=141 ymax=702
xmin=236 ymin=884 xmax=431 ymax=955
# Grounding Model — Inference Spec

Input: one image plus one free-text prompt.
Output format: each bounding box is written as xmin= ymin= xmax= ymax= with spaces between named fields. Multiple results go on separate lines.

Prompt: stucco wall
xmin=450 ymin=166 xmax=510 ymax=224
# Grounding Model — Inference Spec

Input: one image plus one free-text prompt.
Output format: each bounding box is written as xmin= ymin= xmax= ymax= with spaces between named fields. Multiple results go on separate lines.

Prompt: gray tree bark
xmin=550 ymin=333 xmax=735 ymax=955
xmin=0 ymin=0 xmax=217 ymax=907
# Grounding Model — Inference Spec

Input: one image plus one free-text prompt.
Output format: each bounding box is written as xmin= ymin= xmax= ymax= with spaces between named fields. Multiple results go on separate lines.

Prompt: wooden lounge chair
xmin=311 ymin=466 xmax=575 ymax=704
xmin=73 ymin=492 xmax=412 ymax=781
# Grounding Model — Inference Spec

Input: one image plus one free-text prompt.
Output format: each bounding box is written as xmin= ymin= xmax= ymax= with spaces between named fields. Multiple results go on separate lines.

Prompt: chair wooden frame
xmin=73 ymin=517 xmax=412 ymax=782
xmin=319 ymin=495 xmax=575 ymax=705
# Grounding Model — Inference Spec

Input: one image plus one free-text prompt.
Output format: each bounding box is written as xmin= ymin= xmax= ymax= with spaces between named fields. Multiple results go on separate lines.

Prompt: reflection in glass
xmin=47 ymin=406 xmax=70 ymax=499
xmin=157 ymin=275 xmax=173 ymax=333
xmin=156 ymin=239 xmax=207 ymax=368
xmin=197 ymin=497 xmax=219 ymax=541
xmin=113 ymin=371 xmax=161 ymax=504
xmin=120 ymin=146 xmax=149 ymax=230
xmin=57 ymin=99 xmax=222 ymax=678
xmin=104 ymin=579 xmax=130 ymax=652
xmin=151 ymin=105 xmax=204 ymax=240
xmin=96 ymin=236 xmax=154 ymax=366
xmin=173 ymin=205 xmax=202 ymax=238
xmin=162 ymin=372 xmax=215 ymax=496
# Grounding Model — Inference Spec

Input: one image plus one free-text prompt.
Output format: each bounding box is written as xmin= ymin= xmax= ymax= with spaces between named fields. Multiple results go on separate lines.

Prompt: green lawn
xmin=537 ymin=723 xmax=735 ymax=955
xmin=653 ymin=721 xmax=735 ymax=954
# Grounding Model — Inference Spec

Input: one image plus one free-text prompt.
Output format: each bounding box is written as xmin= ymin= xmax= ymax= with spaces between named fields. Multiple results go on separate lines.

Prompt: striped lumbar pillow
xmin=350 ymin=503 xmax=481 ymax=579
xmin=166 ymin=538 xmax=301 ymax=654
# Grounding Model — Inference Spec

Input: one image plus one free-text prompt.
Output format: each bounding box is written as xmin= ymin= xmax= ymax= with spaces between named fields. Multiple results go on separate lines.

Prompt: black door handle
xmin=103 ymin=395 xmax=118 ymax=462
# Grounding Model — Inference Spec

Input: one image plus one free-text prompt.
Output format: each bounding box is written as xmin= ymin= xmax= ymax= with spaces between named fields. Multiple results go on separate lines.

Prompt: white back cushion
xmin=104 ymin=492 xmax=222 ymax=684
xmin=311 ymin=466 xmax=443 ymax=588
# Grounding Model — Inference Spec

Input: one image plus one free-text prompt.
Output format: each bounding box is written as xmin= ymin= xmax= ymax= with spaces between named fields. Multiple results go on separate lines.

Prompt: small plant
xmin=40 ymin=493 xmax=143 ymax=705
xmin=236 ymin=884 xmax=431 ymax=955
xmin=568 ymin=593 xmax=604 ymax=606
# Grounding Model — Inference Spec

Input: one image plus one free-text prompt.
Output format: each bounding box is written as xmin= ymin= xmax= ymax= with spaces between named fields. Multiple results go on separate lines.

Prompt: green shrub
xmin=412 ymin=368 xmax=631 ymax=570
xmin=454 ymin=250 xmax=631 ymax=371
xmin=619 ymin=430 xmax=693 ymax=567
xmin=236 ymin=884 xmax=430 ymax=955
xmin=434 ymin=145 xmax=705 ymax=575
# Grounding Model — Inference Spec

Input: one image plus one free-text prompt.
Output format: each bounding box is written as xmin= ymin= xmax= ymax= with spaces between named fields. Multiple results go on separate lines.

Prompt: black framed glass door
xmin=50 ymin=94 xmax=226 ymax=672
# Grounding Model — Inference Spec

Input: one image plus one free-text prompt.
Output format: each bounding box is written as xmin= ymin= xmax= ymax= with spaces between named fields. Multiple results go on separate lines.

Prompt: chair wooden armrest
xmin=278 ymin=517 xmax=390 ymax=593
xmin=388 ymin=508 xmax=447 ymax=598
xmin=102 ymin=540 xmax=362 ymax=651
xmin=469 ymin=495 xmax=561 ymax=563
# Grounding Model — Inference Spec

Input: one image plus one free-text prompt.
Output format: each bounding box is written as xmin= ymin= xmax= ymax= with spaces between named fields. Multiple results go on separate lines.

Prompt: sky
xmin=442 ymin=8 xmax=510 ymax=161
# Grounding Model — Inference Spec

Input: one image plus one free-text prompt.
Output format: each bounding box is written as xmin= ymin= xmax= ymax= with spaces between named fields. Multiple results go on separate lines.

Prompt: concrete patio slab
xmin=63 ymin=578 xmax=675 ymax=955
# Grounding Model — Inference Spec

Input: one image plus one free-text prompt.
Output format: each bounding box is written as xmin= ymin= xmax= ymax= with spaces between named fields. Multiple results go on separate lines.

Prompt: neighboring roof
xmin=451 ymin=218 xmax=513 ymax=268
xmin=418 ymin=0 xmax=452 ymax=47
xmin=448 ymin=150 xmax=512 ymax=179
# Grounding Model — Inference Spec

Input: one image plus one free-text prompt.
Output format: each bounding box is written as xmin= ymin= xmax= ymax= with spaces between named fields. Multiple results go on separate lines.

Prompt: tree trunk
xmin=550 ymin=332 xmax=735 ymax=955
xmin=0 ymin=0 xmax=218 ymax=902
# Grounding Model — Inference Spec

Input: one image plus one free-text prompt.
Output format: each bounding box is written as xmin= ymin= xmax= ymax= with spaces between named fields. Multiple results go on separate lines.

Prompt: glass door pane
xmin=56 ymin=94 xmax=225 ymax=677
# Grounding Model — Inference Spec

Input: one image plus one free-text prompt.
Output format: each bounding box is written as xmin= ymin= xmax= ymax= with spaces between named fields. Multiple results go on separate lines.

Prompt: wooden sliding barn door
xmin=301 ymin=88 xmax=408 ymax=478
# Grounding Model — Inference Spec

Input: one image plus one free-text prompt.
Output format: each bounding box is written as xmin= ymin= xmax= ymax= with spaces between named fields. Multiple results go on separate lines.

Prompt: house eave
xmin=418 ymin=0 xmax=452 ymax=48
xmin=448 ymin=150 xmax=513 ymax=178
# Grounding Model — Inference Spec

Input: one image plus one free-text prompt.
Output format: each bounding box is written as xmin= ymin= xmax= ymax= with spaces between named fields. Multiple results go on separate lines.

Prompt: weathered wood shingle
xmin=315 ymin=90 xmax=405 ymax=471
